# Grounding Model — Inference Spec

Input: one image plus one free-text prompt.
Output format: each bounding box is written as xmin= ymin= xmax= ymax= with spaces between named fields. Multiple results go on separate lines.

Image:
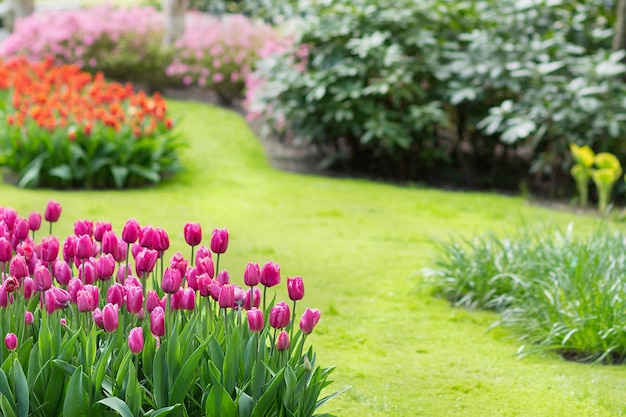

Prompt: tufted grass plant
xmin=428 ymin=222 xmax=626 ymax=363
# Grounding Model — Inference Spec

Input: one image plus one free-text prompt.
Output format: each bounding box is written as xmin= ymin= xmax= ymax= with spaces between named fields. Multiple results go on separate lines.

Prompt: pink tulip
xmin=217 ymin=270 xmax=230 ymax=286
xmin=150 ymin=306 xmax=165 ymax=337
xmin=74 ymin=219 xmax=93 ymax=237
xmin=128 ymin=327 xmax=144 ymax=354
xmin=13 ymin=217 xmax=29 ymax=241
xmin=76 ymin=288 xmax=96 ymax=312
xmin=116 ymin=265 xmax=133 ymax=285
xmin=218 ymin=284 xmax=234 ymax=308
xmin=78 ymin=260 xmax=96 ymax=285
xmin=299 ymin=308 xmax=321 ymax=334
xmin=146 ymin=290 xmax=166 ymax=313
xmin=233 ymin=285 xmax=245 ymax=310
xmin=107 ymin=283 xmax=125 ymax=307
xmin=182 ymin=287 xmax=195 ymax=310
xmin=186 ymin=267 xmax=200 ymax=290
xmin=209 ymin=280 xmax=221 ymax=301
xmin=169 ymin=252 xmax=188 ymax=277
xmin=210 ymin=228 xmax=229 ymax=254
xmin=247 ymin=308 xmax=264 ymax=332
xmin=60 ymin=318 xmax=67 ymax=326
xmin=75 ymin=235 xmax=93 ymax=260
xmin=44 ymin=200 xmax=62 ymax=222
xmin=195 ymin=245 xmax=212 ymax=260
xmin=2 ymin=208 xmax=16 ymax=230
xmin=93 ymin=308 xmax=103 ymax=329
xmin=0 ymin=238 xmax=11 ymax=262
xmin=287 ymin=276 xmax=305 ymax=301
xmin=63 ymin=235 xmax=77 ymax=266
xmin=114 ymin=238 xmax=127 ymax=263
xmin=28 ymin=212 xmax=41 ymax=231
xmin=197 ymin=274 xmax=212 ymax=297
xmin=243 ymin=262 xmax=260 ymax=286
xmin=34 ymin=265 xmax=52 ymax=292
xmin=161 ymin=267 xmax=182 ymax=294
xmin=94 ymin=221 xmax=112 ymax=242
xmin=53 ymin=260 xmax=71 ymax=285
xmin=24 ymin=311 xmax=33 ymax=325
xmin=260 ymin=261 xmax=280 ymax=288
xmin=184 ymin=222 xmax=202 ymax=246
xmin=276 ymin=330 xmax=290 ymax=351
xmin=96 ymin=254 xmax=116 ymax=280
xmin=23 ymin=277 xmax=35 ymax=299
xmin=122 ymin=219 xmax=141 ymax=244
xmin=4 ymin=333 xmax=17 ymax=350
xmin=270 ymin=301 xmax=290 ymax=329
xmin=0 ymin=286 xmax=11 ymax=307
xmin=125 ymin=285 xmax=144 ymax=314
xmin=9 ymin=254 xmax=28 ymax=279
xmin=101 ymin=230 xmax=118 ymax=255
xmin=153 ymin=227 xmax=169 ymax=252
xmin=40 ymin=236 xmax=59 ymax=263
xmin=196 ymin=256 xmax=214 ymax=278
xmin=3 ymin=275 xmax=18 ymax=293
xmin=171 ymin=288 xmax=184 ymax=311
xmin=102 ymin=303 xmax=119 ymax=332
xmin=44 ymin=290 xmax=57 ymax=314
xmin=68 ymin=278 xmax=83 ymax=303
xmin=135 ymin=248 xmax=158 ymax=276
xmin=243 ymin=288 xmax=261 ymax=310
xmin=52 ymin=287 xmax=70 ymax=309
xmin=139 ymin=225 xmax=156 ymax=248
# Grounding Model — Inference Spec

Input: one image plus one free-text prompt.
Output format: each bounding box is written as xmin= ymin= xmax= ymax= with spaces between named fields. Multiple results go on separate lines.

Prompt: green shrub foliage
xmin=247 ymin=0 xmax=624 ymax=193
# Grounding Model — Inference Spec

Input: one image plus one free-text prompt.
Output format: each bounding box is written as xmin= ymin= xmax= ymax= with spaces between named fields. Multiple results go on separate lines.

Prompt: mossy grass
xmin=2 ymin=100 xmax=626 ymax=416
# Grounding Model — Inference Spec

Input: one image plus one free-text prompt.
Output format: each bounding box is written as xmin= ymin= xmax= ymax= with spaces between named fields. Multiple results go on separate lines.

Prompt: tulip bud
xmin=92 ymin=308 xmax=103 ymax=329
xmin=247 ymin=308 xmax=264 ymax=332
xmin=2 ymin=208 xmax=16 ymax=231
xmin=28 ymin=212 xmax=41 ymax=232
xmin=34 ymin=265 xmax=52 ymax=292
xmin=218 ymin=285 xmax=234 ymax=308
xmin=76 ymin=288 xmax=95 ymax=312
xmin=75 ymin=235 xmax=93 ymax=260
xmin=299 ymin=308 xmax=321 ymax=335
xmin=128 ymin=327 xmax=144 ymax=354
xmin=287 ymin=276 xmax=305 ymax=301
xmin=139 ymin=225 xmax=156 ymax=249
xmin=243 ymin=262 xmax=260 ymax=286
xmin=24 ymin=311 xmax=33 ymax=325
xmin=52 ymin=287 xmax=70 ymax=309
xmin=107 ymin=283 xmax=125 ymax=307
xmin=94 ymin=221 xmax=112 ymax=242
xmin=0 ymin=237 xmax=11 ymax=263
xmin=150 ymin=306 xmax=165 ymax=337
xmin=122 ymin=219 xmax=140 ymax=244
xmin=153 ymin=227 xmax=169 ymax=252
xmin=184 ymin=222 xmax=202 ymax=246
xmin=186 ymin=267 xmax=200 ymax=291
xmin=171 ymin=288 xmax=184 ymax=311
xmin=276 ymin=330 xmax=290 ymax=351
xmin=197 ymin=274 xmax=212 ymax=297
xmin=270 ymin=301 xmax=290 ymax=329
xmin=210 ymin=228 xmax=229 ymax=254
xmin=9 ymin=254 xmax=28 ymax=279
xmin=161 ymin=267 xmax=182 ymax=294
xmin=44 ymin=290 xmax=57 ymax=314
xmin=260 ymin=261 xmax=280 ymax=288
xmin=40 ymin=236 xmax=59 ymax=263
xmin=4 ymin=333 xmax=17 ymax=351
xmin=73 ymin=219 xmax=93 ymax=237
xmin=102 ymin=303 xmax=119 ymax=332
xmin=60 ymin=318 xmax=67 ymax=326
xmin=96 ymin=254 xmax=116 ymax=280
xmin=101 ymin=231 xmax=117 ymax=255
xmin=53 ymin=260 xmax=71 ymax=285
xmin=125 ymin=285 xmax=144 ymax=314
xmin=182 ymin=287 xmax=195 ymax=311
xmin=13 ymin=217 xmax=29 ymax=241
xmin=135 ymin=248 xmax=158 ymax=276
xmin=44 ymin=200 xmax=62 ymax=223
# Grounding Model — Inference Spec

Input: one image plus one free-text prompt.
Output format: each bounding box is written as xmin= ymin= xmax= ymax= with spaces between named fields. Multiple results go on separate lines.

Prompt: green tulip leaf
xmin=63 ymin=366 xmax=90 ymax=417
xmin=97 ymin=397 xmax=134 ymax=417
xmin=12 ymin=359 xmax=29 ymax=417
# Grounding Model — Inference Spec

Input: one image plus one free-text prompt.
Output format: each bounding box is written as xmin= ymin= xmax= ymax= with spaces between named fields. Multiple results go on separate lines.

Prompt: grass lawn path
xmin=2 ymin=101 xmax=625 ymax=416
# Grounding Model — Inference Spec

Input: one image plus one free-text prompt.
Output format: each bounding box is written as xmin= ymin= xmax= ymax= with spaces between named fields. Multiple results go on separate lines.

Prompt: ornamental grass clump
xmin=426 ymin=222 xmax=626 ymax=363
xmin=0 ymin=201 xmax=338 ymax=416
xmin=0 ymin=58 xmax=183 ymax=189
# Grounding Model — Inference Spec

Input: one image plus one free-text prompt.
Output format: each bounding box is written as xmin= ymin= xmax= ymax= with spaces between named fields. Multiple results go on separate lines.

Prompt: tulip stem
xmin=249 ymin=286 xmax=254 ymax=310
xmin=215 ymin=254 xmax=221 ymax=277
xmin=289 ymin=300 xmax=297 ymax=357
xmin=125 ymin=243 xmax=131 ymax=284
xmin=190 ymin=246 xmax=195 ymax=268
xmin=48 ymin=221 xmax=52 ymax=236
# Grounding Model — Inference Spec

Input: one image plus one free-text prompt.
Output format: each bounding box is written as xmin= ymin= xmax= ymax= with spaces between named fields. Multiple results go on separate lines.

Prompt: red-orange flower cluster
xmin=0 ymin=57 xmax=172 ymax=137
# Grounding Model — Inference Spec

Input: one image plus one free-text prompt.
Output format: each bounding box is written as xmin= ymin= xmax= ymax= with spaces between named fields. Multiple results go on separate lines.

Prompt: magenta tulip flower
xmin=247 ymin=308 xmax=264 ymax=332
xmin=217 ymin=270 xmax=230 ymax=286
xmin=76 ymin=288 xmax=96 ymax=312
xmin=63 ymin=235 xmax=77 ymax=265
xmin=40 ymin=236 xmax=59 ymax=263
xmin=52 ymin=287 xmax=70 ymax=309
xmin=150 ymin=306 xmax=165 ymax=337
xmin=0 ymin=286 xmax=11 ymax=307
xmin=4 ymin=333 xmax=17 ymax=351
xmin=94 ymin=221 xmax=112 ymax=243
xmin=93 ymin=308 xmax=103 ymax=329
xmin=195 ymin=245 xmax=212 ymax=260
xmin=153 ymin=227 xmax=169 ymax=252
xmin=102 ymin=303 xmax=119 ymax=332
xmin=218 ymin=285 xmax=234 ymax=308
xmin=122 ymin=219 xmax=140 ymax=244
xmin=260 ymin=261 xmax=280 ymax=288
xmin=75 ymin=235 xmax=93 ymax=260
xmin=28 ymin=212 xmax=41 ymax=232
xmin=287 ymin=276 xmax=305 ymax=301
xmin=74 ymin=219 xmax=93 ymax=237
xmin=34 ymin=265 xmax=52 ymax=292
xmin=13 ymin=217 xmax=29 ymax=241
xmin=9 ymin=254 xmax=28 ymax=279
xmin=276 ymin=330 xmax=290 ymax=351
xmin=196 ymin=256 xmax=214 ymax=278
xmin=54 ymin=260 xmax=72 ymax=286
xmin=128 ymin=327 xmax=144 ymax=354
xmin=0 ymin=237 xmax=12 ymax=263
xmin=101 ymin=231 xmax=117 ymax=255
xmin=170 ymin=288 xmax=184 ymax=311
xmin=161 ymin=267 xmax=182 ymax=294
xmin=135 ymin=248 xmax=158 ymax=277
xmin=24 ymin=311 xmax=33 ymax=325
xmin=96 ymin=254 xmax=116 ymax=280
xmin=210 ymin=228 xmax=229 ymax=254
xmin=184 ymin=222 xmax=202 ymax=246
xmin=146 ymin=290 xmax=166 ymax=313
xmin=107 ymin=283 xmax=125 ymax=307
xmin=182 ymin=287 xmax=195 ymax=311
xmin=270 ymin=301 xmax=290 ymax=329
xmin=243 ymin=262 xmax=260 ymax=286
xmin=299 ymin=308 xmax=321 ymax=334
xmin=197 ymin=275 xmax=212 ymax=298
xmin=139 ymin=225 xmax=156 ymax=249
xmin=68 ymin=278 xmax=83 ymax=303
xmin=23 ymin=277 xmax=35 ymax=299
xmin=169 ymin=252 xmax=188 ymax=277
xmin=125 ymin=286 xmax=144 ymax=314
xmin=44 ymin=290 xmax=57 ymax=314
xmin=78 ymin=260 xmax=96 ymax=285
xmin=44 ymin=200 xmax=61 ymax=223
xmin=244 ymin=288 xmax=261 ymax=310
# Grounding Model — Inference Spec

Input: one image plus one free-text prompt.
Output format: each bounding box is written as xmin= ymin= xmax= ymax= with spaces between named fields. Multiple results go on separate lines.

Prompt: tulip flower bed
xmin=0 ymin=57 xmax=183 ymax=189
xmin=0 ymin=201 xmax=336 ymax=417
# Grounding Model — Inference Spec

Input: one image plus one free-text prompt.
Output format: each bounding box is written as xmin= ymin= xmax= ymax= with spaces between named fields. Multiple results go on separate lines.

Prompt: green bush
xmin=247 ymin=0 xmax=626 ymax=193
xmin=426 ymin=222 xmax=626 ymax=363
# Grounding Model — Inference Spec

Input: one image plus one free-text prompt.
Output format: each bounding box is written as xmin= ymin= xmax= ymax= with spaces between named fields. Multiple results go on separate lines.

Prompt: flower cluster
xmin=0 ymin=57 xmax=182 ymax=189
xmin=0 ymin=201 xmax=333 ymax=416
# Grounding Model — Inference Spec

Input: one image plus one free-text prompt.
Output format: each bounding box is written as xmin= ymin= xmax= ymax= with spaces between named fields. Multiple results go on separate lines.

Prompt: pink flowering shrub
xmin=0 ymin=6 xmax=170 ymax=90
xmin=166 ymin=12 xmax=288 ymax=103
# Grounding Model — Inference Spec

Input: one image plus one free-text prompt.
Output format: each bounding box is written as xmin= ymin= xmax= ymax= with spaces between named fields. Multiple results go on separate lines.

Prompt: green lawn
xmin=2 ymin=100 xmax=625 ymax=416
